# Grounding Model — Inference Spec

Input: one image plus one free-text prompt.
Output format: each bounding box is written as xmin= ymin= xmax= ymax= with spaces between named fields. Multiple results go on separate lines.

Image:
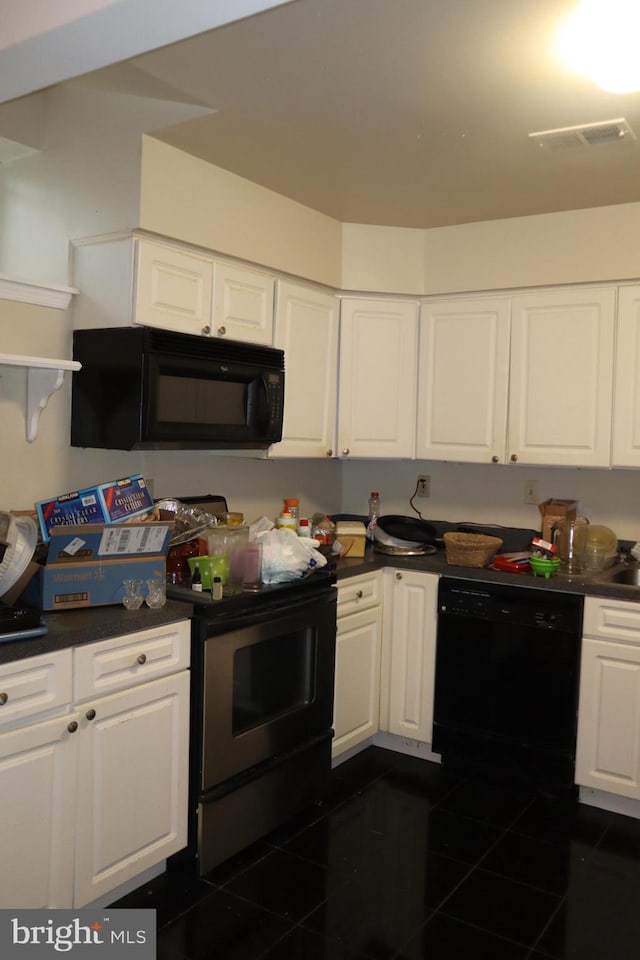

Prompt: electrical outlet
xmin=417 ymin=475 xmax=431 ymax=498
xmin=523 ymin=480 xmax=539 ymax=505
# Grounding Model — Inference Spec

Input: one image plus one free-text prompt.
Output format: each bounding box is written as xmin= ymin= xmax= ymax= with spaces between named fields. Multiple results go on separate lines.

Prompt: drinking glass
xmin=145 ymin=578 xmax=166 ymax=608
xmin=122 ymin=579 xmax=144 ymax=609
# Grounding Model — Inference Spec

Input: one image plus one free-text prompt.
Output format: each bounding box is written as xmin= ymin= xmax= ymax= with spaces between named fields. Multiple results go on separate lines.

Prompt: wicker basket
xmin=443 ymin=532 xmax=503 ymax=568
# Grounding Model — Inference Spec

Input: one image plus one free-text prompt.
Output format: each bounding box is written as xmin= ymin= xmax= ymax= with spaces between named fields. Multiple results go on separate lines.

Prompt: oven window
xmin=157 ymin=373 xmax=246 ymax=425
xmin=232 ymin=629 xmax=316 ymax=735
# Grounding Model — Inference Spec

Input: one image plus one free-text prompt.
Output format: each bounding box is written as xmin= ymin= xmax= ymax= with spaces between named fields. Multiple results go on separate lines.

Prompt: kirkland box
xmin=35 ymin=474 xmax=154 ymax=542
xmin=30 ymin=521 xmax=172 ymax=611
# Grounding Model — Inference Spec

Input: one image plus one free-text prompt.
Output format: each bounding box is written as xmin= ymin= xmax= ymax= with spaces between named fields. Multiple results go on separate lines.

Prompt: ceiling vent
xmin=528 ymin=118 xmax=636 ymax=151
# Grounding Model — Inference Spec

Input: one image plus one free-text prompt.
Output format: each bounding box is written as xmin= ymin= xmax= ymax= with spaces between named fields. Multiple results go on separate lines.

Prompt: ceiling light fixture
xmin=556 ymin=0 xmax=640 ymax=94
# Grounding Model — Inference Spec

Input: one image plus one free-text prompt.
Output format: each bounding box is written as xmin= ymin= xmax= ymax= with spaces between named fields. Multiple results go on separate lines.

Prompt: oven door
xmin=201 ymin=589 xmax=336 ymax=789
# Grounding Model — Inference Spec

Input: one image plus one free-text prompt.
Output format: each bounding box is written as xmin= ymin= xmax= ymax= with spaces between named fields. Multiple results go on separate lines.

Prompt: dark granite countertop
xmin=334 ymin=547 xmax=640 ymax=601
xmin=2 ymin=547 xmax=638 ymax=668
xmin=0 ymin=600 xmax=193 ymax=666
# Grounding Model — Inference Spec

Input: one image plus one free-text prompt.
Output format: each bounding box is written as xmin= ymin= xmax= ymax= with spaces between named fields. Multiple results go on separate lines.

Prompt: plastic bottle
xmin=191 ymin=561 xmax=203 ymax=592
xmin=367 ymin=491 xmax=380 ymax=542
xmin=276 ymin=511 xmax=298 ymax=532
xmin=298 ymin=518 xmax=312 ymax=538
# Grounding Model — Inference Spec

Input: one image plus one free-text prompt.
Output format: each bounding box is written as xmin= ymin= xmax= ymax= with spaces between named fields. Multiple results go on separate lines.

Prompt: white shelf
xmin=0 ymin=275 xmax=78 ymax=310
xmin=0 ymin=353 xmax=81 ymax=442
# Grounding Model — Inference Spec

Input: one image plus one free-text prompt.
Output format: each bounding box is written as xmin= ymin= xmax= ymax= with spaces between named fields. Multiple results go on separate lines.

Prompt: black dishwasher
xmin=432 ymin=577 xmax=583 ymax=794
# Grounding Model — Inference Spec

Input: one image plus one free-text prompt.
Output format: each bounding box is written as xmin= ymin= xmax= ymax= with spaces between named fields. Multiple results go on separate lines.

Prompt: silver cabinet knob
xmin=326 ymin=449 xmax=333 ymax=457
xmin=201 ymin=325 xmax=211 ymax=335
xmin=396 ymin=572 xmax=403 ymax=580
xmin=0 ymin=692 xmax=8 ymax=706
xmin=510 ymin=453 xmax=518 ymax=462
xmin=85 ymin=708 xmax=96 ymax=721
xmin=342 ymin=448 xmax=350 ymax=456
xmin=355 ymin=589 xmax=363 ymax=599
xmin=67 ymin=721 xmax=78 ymax=734
xmin=491 ymin=455 xmax=499 ymax=463
xmin=218 ymin=326 xmax=226 ymax=336
xmin=136 ymin=653 xmax=147 ymax=665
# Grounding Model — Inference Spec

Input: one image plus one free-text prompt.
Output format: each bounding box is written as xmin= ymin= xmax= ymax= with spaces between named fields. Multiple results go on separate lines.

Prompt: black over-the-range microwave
xmin=70 ymin=327 xmax=285 ymax=450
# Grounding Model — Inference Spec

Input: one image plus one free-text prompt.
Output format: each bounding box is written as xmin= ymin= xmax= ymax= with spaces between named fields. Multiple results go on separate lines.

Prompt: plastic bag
xmin=257 ymin=527 xmax=327 ymax=583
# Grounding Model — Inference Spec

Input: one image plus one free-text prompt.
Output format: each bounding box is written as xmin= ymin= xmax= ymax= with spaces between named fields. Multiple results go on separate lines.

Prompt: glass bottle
xmin=367 ymin=491 xmax=380 ymax=541
xmin=191 ymin=561 xmax=203 ymax=592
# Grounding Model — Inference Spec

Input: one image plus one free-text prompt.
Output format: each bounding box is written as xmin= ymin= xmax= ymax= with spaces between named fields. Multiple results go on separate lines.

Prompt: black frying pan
xmin=376 ymin=515 xmax=438 ymax=545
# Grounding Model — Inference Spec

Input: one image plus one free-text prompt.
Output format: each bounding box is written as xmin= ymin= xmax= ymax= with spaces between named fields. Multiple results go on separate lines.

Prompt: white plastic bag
xmin=257 ymin=527 xmax=327 ymax=583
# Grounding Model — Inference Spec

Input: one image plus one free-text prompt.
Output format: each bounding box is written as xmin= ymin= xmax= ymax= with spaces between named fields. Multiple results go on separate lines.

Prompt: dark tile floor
xmin=113 ymin=746 xmax=640 ymax=959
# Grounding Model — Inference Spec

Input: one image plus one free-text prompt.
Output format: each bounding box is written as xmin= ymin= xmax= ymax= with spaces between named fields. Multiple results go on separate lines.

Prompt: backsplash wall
xmin=341 ymin=459 xmax=640 ymax=542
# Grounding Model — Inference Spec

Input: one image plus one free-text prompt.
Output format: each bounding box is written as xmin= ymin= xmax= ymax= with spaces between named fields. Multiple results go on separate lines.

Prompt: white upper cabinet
xmin=338 ymin=298 xmax=418 ymax=459
xmin=612 ymin=285 xmax=640 ymax=467
xmin=134 ymin=238 xmax=214 ymax=335
xmin=508 ymin=287 xmax=615 ymax=467
xmin=417 ymin=298 xmax=510 ymax=463
xmin=211 ymin=261 xmax=274 ymax=345
xmin=270 ymin=280 xmax=339 ymax=457
xmin=72 ymin=234 xmax=274 ymax=345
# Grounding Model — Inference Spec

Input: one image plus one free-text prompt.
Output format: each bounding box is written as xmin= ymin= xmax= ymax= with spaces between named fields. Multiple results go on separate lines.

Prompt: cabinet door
xmin=508 ymin=287 xmax=615 ymax=466
xmin=270 ymin=281 xmax=339 ymax=458
xmin=612 ymin=285 xmax=640 ymax=467
xmin=74 ymin=671 xmax=190 ymax=907
xmin=0 ymin=712 xmax=79 ymax=908
xmin=333 ymin=606 xmax=382 ymax=760
xmin=134 ymin=238 xmax=214 ymax=336
xmin=382 ymin=570 xmax=438 ymax=744
xmin=338 ymin=299 xmax=418 ymax=458
xmin=212 ymin=262 xmax=274 ymax=345
xmin=417 ymin=298 xmax=510 ymax=463
xmin=576 ymin=637 xmax=640 ymax=799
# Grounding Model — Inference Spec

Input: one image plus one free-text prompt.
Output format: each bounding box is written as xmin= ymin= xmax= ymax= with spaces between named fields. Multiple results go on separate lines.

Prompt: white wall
xmin=342 ymin=203 xmax=640 ymax=295
xmin=140 ymin=138 xmax=343 ymax=288
xmin=341 ymin=459 xmax=640 ymax=542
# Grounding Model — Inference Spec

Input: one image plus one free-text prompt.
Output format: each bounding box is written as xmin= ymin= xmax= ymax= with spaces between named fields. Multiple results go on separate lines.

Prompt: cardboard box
xmin=336 ymin=521 xmax=367 ymax=558
xmin=35 ymin=474 xmax=154 ymax=542
xmin=539 ymin=499 xmax=578 ymax=543
xmin=27 ymin=521 xmax=172 ymax=611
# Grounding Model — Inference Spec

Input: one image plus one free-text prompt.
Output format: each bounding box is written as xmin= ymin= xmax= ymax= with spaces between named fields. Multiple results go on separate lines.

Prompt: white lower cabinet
xmin=332 ymin=572 xmax=383 ymax=760
xmin=74 ymin=670 xmax=189 ymax=907
xmin=576 ymin=597 xmax=640 ymax=799
xmin=0 ymin=704 xmax=79 ymax=907
xmin=0 ymin=621 xmax=191 ymax=908
xmin=380 ymin=569 xmax=438 ymax=744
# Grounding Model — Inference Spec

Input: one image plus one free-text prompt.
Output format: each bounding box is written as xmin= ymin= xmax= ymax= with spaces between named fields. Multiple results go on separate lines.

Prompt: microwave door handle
xmin=255 ymin=376 xmax=270 ymax=429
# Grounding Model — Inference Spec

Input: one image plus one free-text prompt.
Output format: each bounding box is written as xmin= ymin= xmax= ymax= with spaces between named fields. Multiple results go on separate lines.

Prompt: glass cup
xmin=145 ymin=577 xmax=167 ymax=608
xmin=122 ymin=579 xmax=144 ymax=609
xmin=242 ymin=543 xmax=263 ymax=591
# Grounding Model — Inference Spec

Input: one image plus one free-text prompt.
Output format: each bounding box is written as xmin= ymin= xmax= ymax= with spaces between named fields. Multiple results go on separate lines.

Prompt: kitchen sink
xmin=594 ymin=564 xmax=640 ymax=587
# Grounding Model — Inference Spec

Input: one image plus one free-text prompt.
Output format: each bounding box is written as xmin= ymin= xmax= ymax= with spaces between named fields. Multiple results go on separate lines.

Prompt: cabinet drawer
xmin=0 ymin=649 xmax=72 ymax=727
xmin=337 ymin=572 xmax=383 ymax=618
xmin=583 ymin=596 xmax=640 ymax=644
xmin=73 ymin=621 xmax=191 ymax=701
